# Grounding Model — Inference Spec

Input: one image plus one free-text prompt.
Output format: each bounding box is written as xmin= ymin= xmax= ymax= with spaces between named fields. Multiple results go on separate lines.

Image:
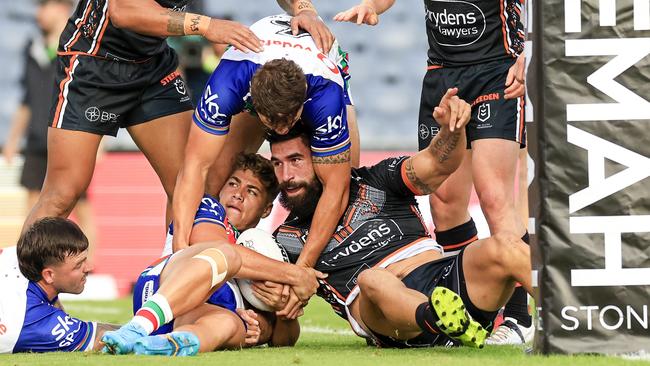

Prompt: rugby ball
xmin=235 ymin=228 xmax=289 ymax=312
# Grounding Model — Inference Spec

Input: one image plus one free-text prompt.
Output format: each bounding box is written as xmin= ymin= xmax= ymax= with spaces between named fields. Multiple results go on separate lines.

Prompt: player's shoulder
xmin=353 ymin=156 xmax=409 ymax=179
xmin=195 ymin=194 xmax=227 ymax=224
xmin=16 ymin=283 xmax=94 ymax=353
xmin=275 ymin=217 xmax=309 ymax=240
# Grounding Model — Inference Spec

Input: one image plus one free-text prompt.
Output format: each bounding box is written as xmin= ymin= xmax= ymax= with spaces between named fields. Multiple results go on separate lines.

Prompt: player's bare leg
xmin=428 ymin=150 xmax=477 ymax=255
xmin=174 ymin=305 xmax=246 ymax=350
xmin=355 ymin=268 xmax=428 ymax=340
xmin=354 ymin=265 xmax=488 ymax=348
xmin=471 ymin=139 xmax=524 ymax=237
xmin=127 ymin=111 xmax=191 ymax=226
xmin=429 ymin=149 xmax=473 ymax=231
xmin=516 ymin=146 xmax=529 ymax=229
xmin=21 ymin=129 xmax=102 ymax=232
xmin=25 ymin=190 xmax=39 ymax=214
xmin=204 ymin=112 xmax=266 ymax=196
xmin=346 ymin=105 xmax=360 ymax=168
xmin=462 ymin=233 xmax=533 ymax=309
xmin=102 ymin=242 xmax=241 ymax=354
xmin=134 ymin=304 xmax=246 ymax=355
xmin=471 ymin=138 xmax=532 ymax=344
xmin=72 ymin=198 xmax=98 ymax=265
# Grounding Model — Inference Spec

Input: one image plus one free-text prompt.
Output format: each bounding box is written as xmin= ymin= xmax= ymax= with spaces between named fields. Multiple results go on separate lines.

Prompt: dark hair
xmin=251 ymin=58 xmax=307 ymax=129
xmin=232 ymin=153 xmax=280 ymax=204
xmin=17 ymin=217 xmax=89 ymax=282
xmin=266 ymin=121 xmax=311 ymax=149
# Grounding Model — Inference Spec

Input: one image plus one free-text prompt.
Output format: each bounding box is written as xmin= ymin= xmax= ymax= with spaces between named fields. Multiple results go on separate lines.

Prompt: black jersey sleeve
xmin=354 ymin=156 xmax=419 ymax=198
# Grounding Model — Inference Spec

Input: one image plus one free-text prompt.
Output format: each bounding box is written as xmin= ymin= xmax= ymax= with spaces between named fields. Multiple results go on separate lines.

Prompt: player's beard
xmin=278 ymin=176 xmax=322 ymax=220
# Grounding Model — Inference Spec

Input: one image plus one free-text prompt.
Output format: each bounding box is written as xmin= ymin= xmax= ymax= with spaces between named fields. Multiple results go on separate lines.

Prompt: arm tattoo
xmin=165 ymin=10 xmax=184 ymax=35
xmin=404 ymin=158 xmax=434 ymax=195
xmin=428 ymin=129 xmax=461 ymax=163
xmin=312 ymin=150 xmax=350 ymax=164
xmin=296 ymin=0 xmax=315 ymax=11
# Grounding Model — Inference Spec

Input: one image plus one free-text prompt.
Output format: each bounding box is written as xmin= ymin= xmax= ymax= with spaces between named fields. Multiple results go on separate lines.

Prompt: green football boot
xmin=430 ymin=286 xmax=488 ymax=348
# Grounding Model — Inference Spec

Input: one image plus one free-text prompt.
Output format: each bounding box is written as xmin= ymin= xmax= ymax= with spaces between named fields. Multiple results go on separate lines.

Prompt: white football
xmin=235 ymin=228 xmax=289 ymax=312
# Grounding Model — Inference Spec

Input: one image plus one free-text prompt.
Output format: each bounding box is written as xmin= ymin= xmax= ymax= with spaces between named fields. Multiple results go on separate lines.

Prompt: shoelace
xmin=489 ymin=320 xmax=525 ymax=343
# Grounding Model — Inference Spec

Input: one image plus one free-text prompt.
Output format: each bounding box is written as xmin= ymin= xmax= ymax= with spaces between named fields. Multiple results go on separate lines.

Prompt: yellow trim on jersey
xmin=311 ymin=137 xmax=351 ymax=154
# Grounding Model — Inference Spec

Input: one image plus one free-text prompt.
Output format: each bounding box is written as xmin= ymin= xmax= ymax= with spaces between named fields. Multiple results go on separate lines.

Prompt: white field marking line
xmin=63 ymin=304 xmax=123 ymax=315
xmin=301 ymin=326 xmax=354 ymax=336
xmin=61 ymin=305 xmax=356 ymax=335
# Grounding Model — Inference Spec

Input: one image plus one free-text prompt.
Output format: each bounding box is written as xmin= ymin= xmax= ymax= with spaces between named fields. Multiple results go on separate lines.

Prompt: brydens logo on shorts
xmin=418 ymin=124 xmax=440 ymax=141
xmin=85 ymin=106 xmax=119 ymax=124
xmin=426 ymin=0 xmax=486 ymax=46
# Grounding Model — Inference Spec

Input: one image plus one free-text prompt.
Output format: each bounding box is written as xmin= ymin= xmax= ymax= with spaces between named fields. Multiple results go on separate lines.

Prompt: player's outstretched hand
xmin=292 ymin=11 xmax=334 ymax=54
xmin=433 ymin=87 xmax=471 ymax=133
xmin=334 ymin=2 xmax=379 ymax=25
xmin=236 ymin=308 xmax=261 ymax=346
xmin=204 ymin=19 xmax=263 ymax=53
xmin=505 ymin=53 xmax=526 ymax=99
xmin=251 ymin=281 xmax=289 ymax=311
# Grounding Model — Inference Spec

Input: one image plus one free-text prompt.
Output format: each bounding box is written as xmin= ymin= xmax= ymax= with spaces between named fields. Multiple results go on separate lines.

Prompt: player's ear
xmin=41 ymin=268 xmax=55 ymax=285
xmin=261 ymin=203 xmax=273 ymax=218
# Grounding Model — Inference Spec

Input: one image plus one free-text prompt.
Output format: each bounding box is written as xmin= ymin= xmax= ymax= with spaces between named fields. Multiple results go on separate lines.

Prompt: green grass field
xmin=1 ymin=297 xmax=645 ymax=365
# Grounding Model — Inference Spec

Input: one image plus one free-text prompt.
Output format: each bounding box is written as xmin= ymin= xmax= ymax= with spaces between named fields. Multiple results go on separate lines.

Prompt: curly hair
xmin=251 ymin=58 xmax=307 ymax=130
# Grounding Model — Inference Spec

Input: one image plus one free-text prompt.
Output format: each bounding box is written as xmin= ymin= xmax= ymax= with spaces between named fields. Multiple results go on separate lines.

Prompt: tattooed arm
xmin=402 ymin=88 xmax=470 ymax=195
xmin=295 ymin=150 xmax=351 ymax=268
xmin=109 ymin=0 xmax=261 ymax=52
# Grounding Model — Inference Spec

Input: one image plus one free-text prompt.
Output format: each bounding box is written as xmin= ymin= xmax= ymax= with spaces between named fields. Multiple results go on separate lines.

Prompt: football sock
xmin=502 ymin=232 xmax=532 ymax=328
xmin=503 ymin=286 xmax=532 ymax=328
xmin=434 ymin=218 xmax=478 ymax=252
xmin=415 ymin=302 xmax=440 ymax=335
xmin=132 ymin=293 xmax=174 ymax=335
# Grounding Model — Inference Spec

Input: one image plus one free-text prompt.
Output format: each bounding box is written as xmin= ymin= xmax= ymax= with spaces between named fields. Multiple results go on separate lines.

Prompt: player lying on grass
xmin=265 ymin=88 xmax=534 ymax=348
xmin=102 ymin=154 xmax=323 ymax=355
xmin=0 ymin=217 xmax=116 ymax=353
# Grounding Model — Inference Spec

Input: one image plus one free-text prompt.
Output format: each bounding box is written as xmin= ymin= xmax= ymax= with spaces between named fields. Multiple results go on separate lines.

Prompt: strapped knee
xmin=192 ymin=248 xmax=229 ymax=287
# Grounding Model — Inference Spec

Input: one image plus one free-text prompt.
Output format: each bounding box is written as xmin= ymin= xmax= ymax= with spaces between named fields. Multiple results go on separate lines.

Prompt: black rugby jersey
xmin=58 ymin=0 xmax=193 ymax=60
xmin=423 ymin=0 xmax=525 ymax=67
xmin=275 ymin=157 xmax=432 ymax=320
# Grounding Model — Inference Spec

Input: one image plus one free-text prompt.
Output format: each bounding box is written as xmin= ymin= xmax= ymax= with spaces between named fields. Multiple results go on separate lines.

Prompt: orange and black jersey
xmin=58 ymin=0 xmax=193 ymax=61
xmin=275 ymin=157 xmax=435 ymax=320
xmin=424 ymin=0 xmax=525 ymax=67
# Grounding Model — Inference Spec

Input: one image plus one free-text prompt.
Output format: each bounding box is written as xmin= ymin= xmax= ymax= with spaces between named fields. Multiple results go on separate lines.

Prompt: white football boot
xmin=485 ymin=317 xmax=534 ymax=345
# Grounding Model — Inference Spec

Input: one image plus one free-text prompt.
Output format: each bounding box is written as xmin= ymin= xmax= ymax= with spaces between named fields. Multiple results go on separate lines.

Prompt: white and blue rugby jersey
xmin=193 ymin=14 xmax=351 ymax=158
xmin=163 ymin=193 xmax=239 ymax=256
xmin=0 ymin=247 xmax=96 ymax=354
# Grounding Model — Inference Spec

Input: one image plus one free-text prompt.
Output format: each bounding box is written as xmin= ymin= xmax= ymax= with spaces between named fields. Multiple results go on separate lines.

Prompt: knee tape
xmin=192 ymin=248 xmax=229 ymax=287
